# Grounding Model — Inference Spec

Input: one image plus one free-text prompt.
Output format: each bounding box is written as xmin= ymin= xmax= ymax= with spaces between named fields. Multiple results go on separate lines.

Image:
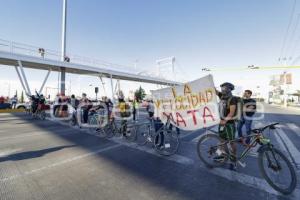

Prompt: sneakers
xmin=229 ymin=163 xmax=237 ymax=171
xmin=213 ymin=155 xmax=225 ymax=162
xmin=229 ymin=154 xmax=237 ymax=162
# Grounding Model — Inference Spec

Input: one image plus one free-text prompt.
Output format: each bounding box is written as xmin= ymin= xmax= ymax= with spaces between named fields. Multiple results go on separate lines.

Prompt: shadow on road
xmin=0 ymin=145 xmax=76 ymax=162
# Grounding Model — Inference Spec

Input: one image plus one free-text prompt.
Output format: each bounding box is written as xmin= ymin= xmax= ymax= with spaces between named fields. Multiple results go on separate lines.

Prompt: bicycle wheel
xmin=40 ymin=110 xmax=46 ymax=120
xmin=197 ymin=133 xmax=229 ymax=168
xmin=96 ymin=127 xmax=107 ymax=138
xmin=136 ymin=123 xmax=151 ymax=145
xmin=104 ymin=122 xmax=116 ymax=138
xmin=123 ymin=125 xmax=137 ymax=142
xmin=154 ymin=129 xmax=180 ymax=156
xmin=70 ymin=115 xmax=77 ymax=126
xmin=258 ymin=147 xmax=297 ymax=194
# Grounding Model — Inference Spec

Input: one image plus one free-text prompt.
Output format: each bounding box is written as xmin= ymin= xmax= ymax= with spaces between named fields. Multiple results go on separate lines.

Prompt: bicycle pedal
xmin=237 ymin=161 xmax=246 ymax=168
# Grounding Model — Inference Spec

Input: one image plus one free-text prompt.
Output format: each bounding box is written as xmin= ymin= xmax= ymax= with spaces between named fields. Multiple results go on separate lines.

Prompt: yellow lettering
xmin=184 ymin=84 xmax=192 ymax=95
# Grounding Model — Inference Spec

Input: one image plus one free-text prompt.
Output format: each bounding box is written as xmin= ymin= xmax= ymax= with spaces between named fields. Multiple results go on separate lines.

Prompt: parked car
xmin=0 ymin=103 xmax=11 ymax=109
xmin=16 ymin=102 xmax=31 ymax=110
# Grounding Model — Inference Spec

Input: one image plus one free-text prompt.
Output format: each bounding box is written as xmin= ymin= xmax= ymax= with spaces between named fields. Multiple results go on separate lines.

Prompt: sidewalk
xmin=0 ymin=108 xmax=24 ymax=113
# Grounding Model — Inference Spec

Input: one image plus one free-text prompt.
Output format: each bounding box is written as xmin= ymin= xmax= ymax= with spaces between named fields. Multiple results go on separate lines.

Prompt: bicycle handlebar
xmin=251 ymin=122 xmax=279 ymax=133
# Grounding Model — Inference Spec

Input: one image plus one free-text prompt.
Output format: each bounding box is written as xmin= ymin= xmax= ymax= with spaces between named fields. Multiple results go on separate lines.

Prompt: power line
xmin=286 ymin=13 xmax=300 ymax=58
xmin=203 ymin=65 xmax=300 ymax=72
xmin=279 ymin=0 xmax=297 ymax=63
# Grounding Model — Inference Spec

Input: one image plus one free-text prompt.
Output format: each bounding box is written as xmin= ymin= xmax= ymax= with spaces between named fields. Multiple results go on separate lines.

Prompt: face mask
xmin=221 ymin=86 xmax=229 ymax=95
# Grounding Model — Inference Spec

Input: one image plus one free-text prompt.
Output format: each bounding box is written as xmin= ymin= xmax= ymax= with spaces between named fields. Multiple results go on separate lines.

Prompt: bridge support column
xmin=17 ymin=60 xmax=32 ymax=96
xmin=98 ymin=75 xmax=107 ymax=97
xmin=39 ymin=69 xmax=51 ymax=94
xmin=14 ymin=66 xmax=29 ymax=96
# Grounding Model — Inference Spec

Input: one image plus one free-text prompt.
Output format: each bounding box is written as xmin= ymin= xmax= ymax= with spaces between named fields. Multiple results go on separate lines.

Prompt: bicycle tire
xmin=40 ymin=111 xmax=46 ymax=120
xmin=105 ymin=122 xmax=116 ymax=138
xmin=123 ymin=125 xmax=137 ymax=142
xmin=258 ymin=147 xmax=297 ymax=194
xmin=197 ymin=133 xmax=229 ymax=168
xmin=96 ymin=127 xmax=107 ymax=138
xmin=154 ymin=129 xmax=180 ymax=156
xmin=70 ymin=115 xmax=77 ymax=126
xmin=136 ymin=123 xmax=151 ymax=146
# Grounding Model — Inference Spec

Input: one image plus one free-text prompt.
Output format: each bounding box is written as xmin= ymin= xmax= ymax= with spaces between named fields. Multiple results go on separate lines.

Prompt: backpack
xmin=119 ymin=102 xmax=131 ymax=118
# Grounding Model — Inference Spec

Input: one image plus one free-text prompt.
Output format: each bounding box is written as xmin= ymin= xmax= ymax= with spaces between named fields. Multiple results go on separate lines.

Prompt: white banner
xmin=151 ymin=75 xmax=220 ymax=130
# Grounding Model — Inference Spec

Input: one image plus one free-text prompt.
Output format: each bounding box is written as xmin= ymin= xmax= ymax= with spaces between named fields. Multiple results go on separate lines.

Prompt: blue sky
xmin=0 ymin=0 xmax=299 ymax=99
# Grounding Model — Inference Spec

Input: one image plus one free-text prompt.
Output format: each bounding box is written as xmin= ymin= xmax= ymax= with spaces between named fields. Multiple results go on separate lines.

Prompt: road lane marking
xmin=0 ymin=148 xmax=23 ymax=157
xmin=0 ymin=144 xmax=121 ymax=182
xmin=54 ymin=118 xmax=195 ymax=166
xmin=209 ymin=167 xmax=300 ymax=198
xmin=180 ymin=130 xmax=198 ymax=139
xmin=286 ymin=123 xmax=300 ymax=137
xmin=275 ymin=128 xmax=300 ymax=168
xmin=111 ymin=137 xmax=194 ymax=166
xmin=0 ymin=129 xmax=77 ymax=141
xmin=0 ymin=125 xmax=68 ymax=135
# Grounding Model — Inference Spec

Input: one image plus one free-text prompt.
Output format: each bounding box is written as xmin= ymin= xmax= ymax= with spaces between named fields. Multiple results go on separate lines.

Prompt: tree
xmin=134 ymin=86 xmax=146 ymax=102
xmin=20 ymin=91 xmax=24 ymax=103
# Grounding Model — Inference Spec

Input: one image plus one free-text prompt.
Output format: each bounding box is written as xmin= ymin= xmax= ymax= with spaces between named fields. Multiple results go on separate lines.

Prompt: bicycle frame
xmin=210 ymin=131 xmax=272 ymax=162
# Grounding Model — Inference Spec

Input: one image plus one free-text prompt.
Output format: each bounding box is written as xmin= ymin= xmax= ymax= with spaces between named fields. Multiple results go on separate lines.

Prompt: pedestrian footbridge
xmin=0 ymin=39 xmax=180 ymax=96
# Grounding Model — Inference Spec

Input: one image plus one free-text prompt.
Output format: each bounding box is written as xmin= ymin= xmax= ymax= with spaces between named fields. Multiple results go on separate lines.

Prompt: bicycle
xmin=197 ymin=122 xmax=297 ymax=195
xmin=102 ymin=117 xmax=137 ymax=142
xmin=70 ymin=107 xmax=107 ymax=136
xmin=135 ymin=116 xmax=180 ymax=156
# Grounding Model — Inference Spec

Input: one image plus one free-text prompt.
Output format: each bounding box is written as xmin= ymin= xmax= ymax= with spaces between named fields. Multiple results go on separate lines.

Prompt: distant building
xmin=269 ymin=71 xmax=300 ymax=105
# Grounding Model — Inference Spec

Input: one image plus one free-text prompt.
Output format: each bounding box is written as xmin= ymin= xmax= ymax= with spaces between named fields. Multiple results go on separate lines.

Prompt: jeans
xmin=154 ymin=120 xmax=180 ymax=146
xmin=237 ymin=116 xmax=253 ymax=139
xmin=12 ymin=102 xmax=17 ymax=109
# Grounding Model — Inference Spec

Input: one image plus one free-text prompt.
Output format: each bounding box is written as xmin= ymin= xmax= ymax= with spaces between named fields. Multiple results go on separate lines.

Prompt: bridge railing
xmin=0 ymin=39 xmax=167 ymax=80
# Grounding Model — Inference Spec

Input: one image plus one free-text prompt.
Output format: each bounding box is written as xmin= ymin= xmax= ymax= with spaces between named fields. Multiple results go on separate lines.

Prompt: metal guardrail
xmin=0 ymin=38 xmax=166 ymax=80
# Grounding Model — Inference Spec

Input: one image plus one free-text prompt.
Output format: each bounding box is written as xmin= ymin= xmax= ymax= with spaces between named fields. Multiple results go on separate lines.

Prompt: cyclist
xmin=132 ymin=96 xmax=139 ymax=121
xmin=215 ymin=82 xmax=238 ymax=169
xmin=30 ymin=94 xmax=40 ymax=114
xmin=70 ymin=94 xmax=79 ymax=109
xmin=80 ymin=93 xmax=92 ymax=123
xmin=117 ymin=92 xmax=131 ymax=137
xmin=147 ymin=100 xmax=155 ymax=118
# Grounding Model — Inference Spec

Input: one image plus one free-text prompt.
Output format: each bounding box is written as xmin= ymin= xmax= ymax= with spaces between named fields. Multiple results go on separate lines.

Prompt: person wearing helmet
xmin=117 ymin=91 xmax=131 ymax=137
xmin=215 ymin=82 xmax=238 ymax=169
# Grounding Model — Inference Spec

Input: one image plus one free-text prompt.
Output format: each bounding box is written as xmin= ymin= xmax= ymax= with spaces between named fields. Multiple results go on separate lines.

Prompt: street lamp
xmin=202 ymin=68 xmax=211 ymax=72
xmin=248 ymin=65 xmax=259 ymax=69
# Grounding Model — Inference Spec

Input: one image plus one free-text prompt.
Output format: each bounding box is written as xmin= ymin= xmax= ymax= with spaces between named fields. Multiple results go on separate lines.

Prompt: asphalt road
xmin=0 ymin=104 xmax=300 ymax=200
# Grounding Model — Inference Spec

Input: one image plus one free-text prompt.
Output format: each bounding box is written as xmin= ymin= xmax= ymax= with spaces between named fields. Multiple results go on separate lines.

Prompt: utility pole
xmin=60 ymin=0 xmax=67 ymax=95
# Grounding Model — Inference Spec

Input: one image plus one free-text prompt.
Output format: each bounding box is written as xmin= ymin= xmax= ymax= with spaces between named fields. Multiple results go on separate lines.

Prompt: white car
xmin=16 ymin=102 xmax=31 ymax=110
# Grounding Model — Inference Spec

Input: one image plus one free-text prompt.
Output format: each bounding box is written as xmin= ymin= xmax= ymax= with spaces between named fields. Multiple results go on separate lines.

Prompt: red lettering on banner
xmin=202 ymin=106 xmax=215 ymax=124
xmin=162 ymin=112 xmax=176 ymax=124
xmin=176 ymin=112 xmax=186 ymax=127
xmin=187 ymin=110 xmax=199 ymax=125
